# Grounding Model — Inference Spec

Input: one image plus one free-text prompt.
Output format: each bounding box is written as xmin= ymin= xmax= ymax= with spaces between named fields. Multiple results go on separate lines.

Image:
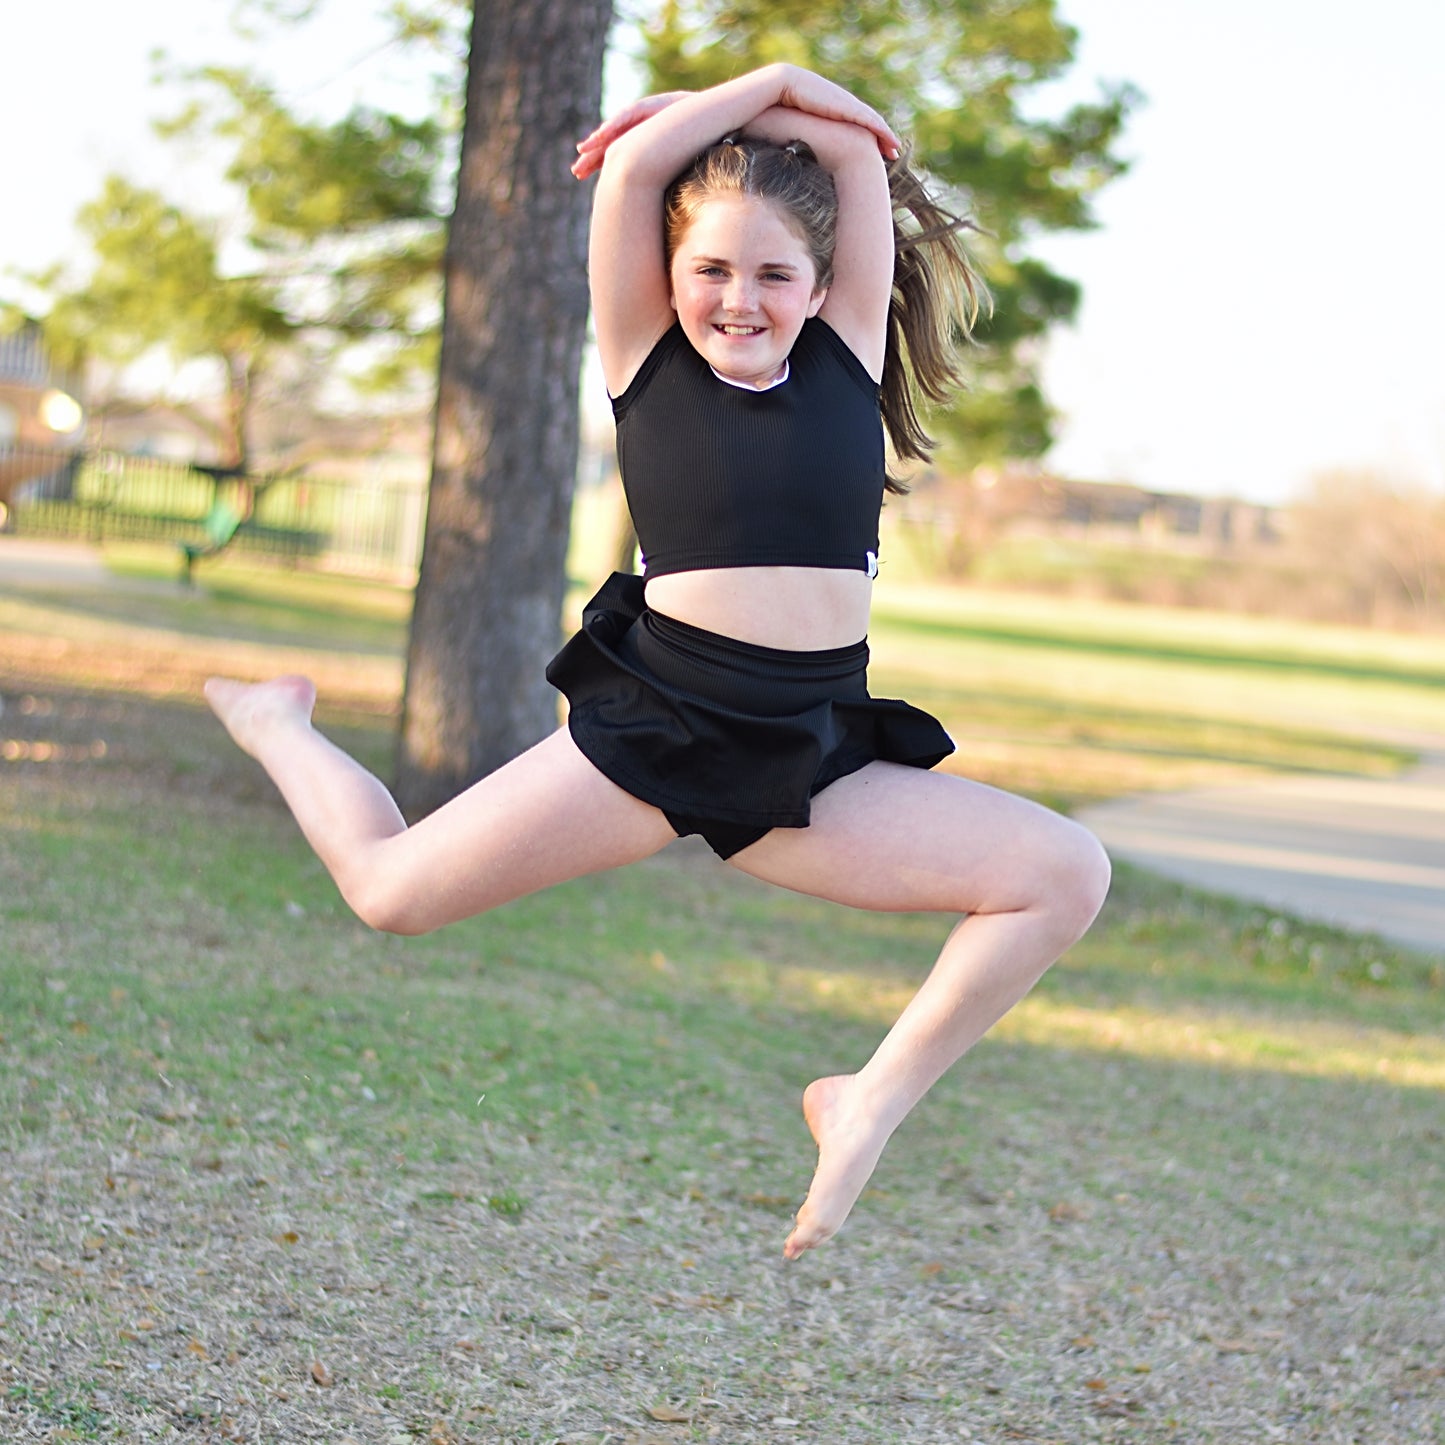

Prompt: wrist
xmin=757 ymin=61 xmax=801 ymax=99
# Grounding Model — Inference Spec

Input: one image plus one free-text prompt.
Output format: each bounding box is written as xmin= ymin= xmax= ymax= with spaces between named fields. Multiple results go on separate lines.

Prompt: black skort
xmin=545 ymin=571 xmax=954 ymax=858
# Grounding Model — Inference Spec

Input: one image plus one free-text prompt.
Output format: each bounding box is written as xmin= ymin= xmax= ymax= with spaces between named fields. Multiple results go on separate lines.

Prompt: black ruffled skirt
xmin=545 ymin=572 xmax=954 ymax=858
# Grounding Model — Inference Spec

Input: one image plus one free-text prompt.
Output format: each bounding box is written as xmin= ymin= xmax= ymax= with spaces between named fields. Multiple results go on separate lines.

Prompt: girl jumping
xmin=205 ymin=64 xmax=1110 ymax=1260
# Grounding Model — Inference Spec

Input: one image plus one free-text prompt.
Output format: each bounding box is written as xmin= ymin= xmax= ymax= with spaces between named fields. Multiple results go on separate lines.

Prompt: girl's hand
xmin=773 ymin=65 xmax=899 ymax=160
xmin=572 ymin=92 xmax=692 ymax=179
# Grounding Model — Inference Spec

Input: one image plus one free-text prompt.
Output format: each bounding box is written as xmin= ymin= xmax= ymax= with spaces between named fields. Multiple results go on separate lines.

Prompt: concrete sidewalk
xmin=1077 ymin=748 xmax=1445 ymax=957
xmin=0 ymin=534 xmax=189 ymax=597
xmin=0 ymin=535 xmax=114 ymax=583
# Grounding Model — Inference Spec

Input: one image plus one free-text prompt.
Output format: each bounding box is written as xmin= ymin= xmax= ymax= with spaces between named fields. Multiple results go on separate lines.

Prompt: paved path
xmin=0 ymin=535 xmax=114 ymax=584
xmin=0 ymin=535 xmax=185 ymax=597
xmin=1078 ymin=748 xmax=1445 ymax=958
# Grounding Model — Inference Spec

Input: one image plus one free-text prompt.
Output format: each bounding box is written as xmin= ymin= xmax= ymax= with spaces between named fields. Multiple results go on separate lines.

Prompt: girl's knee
xmin=1047 ymin=818 xmax=1112 ymax=934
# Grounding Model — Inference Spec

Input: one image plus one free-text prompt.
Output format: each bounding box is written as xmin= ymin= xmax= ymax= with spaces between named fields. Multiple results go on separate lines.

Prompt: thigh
xmin=375 ymin=726 xmax=679 ymax=929
xmin=728 ymin=761 xmax=1103 ymax=915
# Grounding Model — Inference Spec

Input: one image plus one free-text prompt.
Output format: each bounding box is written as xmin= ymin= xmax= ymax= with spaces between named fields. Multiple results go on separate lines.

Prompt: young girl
xmin=206 ymin=64 xmax=1110 ymax=1261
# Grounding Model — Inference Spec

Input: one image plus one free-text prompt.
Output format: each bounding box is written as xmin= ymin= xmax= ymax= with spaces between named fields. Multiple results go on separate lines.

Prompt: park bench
xmin=178 ymin=498 xmax=245 ymax=584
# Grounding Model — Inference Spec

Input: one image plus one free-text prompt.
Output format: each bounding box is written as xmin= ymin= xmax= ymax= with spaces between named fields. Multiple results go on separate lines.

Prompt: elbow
xmin=340 ymin=873 xmax=435 ymax=938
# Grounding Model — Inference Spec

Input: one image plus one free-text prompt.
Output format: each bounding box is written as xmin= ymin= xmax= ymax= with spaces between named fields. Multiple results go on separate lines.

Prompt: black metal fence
xmin=1 ymin=446 xmax=426 ymax=576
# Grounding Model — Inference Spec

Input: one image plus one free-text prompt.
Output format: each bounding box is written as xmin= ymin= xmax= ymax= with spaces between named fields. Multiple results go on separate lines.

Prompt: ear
xmin=806 ymin=286 xmax=828 ymax=318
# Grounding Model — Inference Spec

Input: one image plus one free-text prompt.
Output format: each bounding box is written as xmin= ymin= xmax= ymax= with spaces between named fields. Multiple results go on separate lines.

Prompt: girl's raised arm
xmin=580 ymin=64 xmax=897 ymax=397
xmin=740 ymin=105 xmax=895 ymax=382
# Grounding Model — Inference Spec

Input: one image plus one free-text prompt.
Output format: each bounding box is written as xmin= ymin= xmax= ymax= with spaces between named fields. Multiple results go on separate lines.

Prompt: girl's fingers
xmin=842 ymin=103 xmax=899 ymax=154
xmin=776 ymin=69 xmax=900 ymax=153
xmin=572 ymin=92 xmax=695 ymax=179
xmin=577 ymin=92 xmax=690 ymax=152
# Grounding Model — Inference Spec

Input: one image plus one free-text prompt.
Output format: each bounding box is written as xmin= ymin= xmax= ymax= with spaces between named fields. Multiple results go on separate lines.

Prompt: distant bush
xmin=1286 ymin=469 xmax=1445 ymax=628
xmin=888 ymin=466 xmax=1445 ymax=630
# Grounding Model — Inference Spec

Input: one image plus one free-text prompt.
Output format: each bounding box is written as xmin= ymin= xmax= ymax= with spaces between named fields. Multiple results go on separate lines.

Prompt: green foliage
xmin=44 ymin=176 xmax=293 ymax=374
xmin=160 ymin=63 xmax=452 ymax=361
xmin=641 ymin=0 xmax=1139 ymax=468
xmin=204 ymin=71 xmax=447 ymax=239
xmin=23 ymin=5 xmax=462 ymax=464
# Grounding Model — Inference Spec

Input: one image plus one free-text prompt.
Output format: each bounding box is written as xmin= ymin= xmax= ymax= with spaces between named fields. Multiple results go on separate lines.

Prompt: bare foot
xmin=783 ymin=1074 xmax=893 ymax=1260
xmin=204 ymin=675 xmax=317 ymax=759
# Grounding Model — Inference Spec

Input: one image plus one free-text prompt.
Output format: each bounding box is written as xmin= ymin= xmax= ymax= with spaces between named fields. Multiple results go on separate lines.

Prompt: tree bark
xmin=222 ymin=351 xmax=252 ymax=471
xmin=395 ymin=0 xmax=613 ymax=817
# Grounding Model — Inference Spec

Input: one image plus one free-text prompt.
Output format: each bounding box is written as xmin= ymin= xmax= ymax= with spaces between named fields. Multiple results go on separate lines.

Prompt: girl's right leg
xmin=205 ymin=676 xmax=678 ymax=935
xmin=724 ymin=762 xmax=1111 ymax=1258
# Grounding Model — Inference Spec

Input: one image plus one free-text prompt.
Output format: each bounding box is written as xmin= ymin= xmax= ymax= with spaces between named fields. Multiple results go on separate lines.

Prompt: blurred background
xmin=3 ymin=0 xmax=1443 ymax=628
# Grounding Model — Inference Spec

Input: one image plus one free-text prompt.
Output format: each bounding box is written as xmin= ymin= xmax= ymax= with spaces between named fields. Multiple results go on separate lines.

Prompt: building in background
xmin=0 ymin=319 xmax=86 ymax=519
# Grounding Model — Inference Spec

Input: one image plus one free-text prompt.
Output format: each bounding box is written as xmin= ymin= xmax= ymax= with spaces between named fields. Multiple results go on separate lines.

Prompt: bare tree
xmin=1290 ymin=469 xmax=1445 ymax=626
xmin=396 ymin=0 xmax=613 ymax=816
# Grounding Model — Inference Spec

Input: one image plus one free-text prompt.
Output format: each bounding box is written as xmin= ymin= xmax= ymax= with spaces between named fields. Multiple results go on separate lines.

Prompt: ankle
xmin=841 ymin=1068 xmax=917 ymax=1138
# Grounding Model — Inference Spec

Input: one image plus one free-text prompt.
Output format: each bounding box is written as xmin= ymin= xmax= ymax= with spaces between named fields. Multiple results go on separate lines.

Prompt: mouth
xmin=715 ymin=324 xmax=764 ymax=337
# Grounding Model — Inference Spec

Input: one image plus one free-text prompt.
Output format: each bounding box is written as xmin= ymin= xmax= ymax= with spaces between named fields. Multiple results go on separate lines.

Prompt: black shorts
xmin=545 ymin=572 xmax=954 ymax=859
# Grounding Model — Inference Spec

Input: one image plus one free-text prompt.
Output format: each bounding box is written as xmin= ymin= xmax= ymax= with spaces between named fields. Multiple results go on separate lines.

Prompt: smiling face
xmin=668 ymin=195 xmax=828 ymax=389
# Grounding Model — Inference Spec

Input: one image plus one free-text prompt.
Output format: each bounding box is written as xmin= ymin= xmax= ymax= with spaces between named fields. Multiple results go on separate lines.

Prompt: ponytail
xmin=879 ymin=154 xmax=987 ymax=493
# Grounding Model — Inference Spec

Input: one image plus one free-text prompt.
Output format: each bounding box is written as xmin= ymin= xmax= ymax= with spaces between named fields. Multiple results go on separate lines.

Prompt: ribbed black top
xmin=611 ymin=318 xmax=885 ymax=577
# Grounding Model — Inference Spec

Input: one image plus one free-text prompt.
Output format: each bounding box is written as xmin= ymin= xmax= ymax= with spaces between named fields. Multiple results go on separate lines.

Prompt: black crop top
xmin=610 ymin=317 xmax=885 ymax=578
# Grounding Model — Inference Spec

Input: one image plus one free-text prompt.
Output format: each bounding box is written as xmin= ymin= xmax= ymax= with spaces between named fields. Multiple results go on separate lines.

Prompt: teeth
xmin=719 ymin=325 xmax=760 ymax=335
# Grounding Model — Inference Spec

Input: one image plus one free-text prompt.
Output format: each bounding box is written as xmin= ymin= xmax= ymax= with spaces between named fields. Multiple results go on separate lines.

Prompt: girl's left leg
xmin=726 ymin=761 xmax=1112 ymax=1259
xmin=204 ymin=675 xmax=678 ymax=934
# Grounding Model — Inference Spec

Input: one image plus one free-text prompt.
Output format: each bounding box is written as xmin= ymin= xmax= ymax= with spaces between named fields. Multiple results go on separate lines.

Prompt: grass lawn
xmin=1 ymin=543 xmax=1442 ymax=1444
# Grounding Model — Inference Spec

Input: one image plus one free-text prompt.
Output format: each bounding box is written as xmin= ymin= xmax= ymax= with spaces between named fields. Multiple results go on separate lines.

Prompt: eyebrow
xmin=691 ymin=254 xmax=802 ymax=272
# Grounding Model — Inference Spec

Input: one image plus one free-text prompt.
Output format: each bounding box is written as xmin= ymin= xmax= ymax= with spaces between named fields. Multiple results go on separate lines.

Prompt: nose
xmin=722 ymin=274 xmax=757 ymax=313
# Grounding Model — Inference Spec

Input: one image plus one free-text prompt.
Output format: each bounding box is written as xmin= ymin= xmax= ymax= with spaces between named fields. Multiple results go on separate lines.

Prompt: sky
xmin=1031 ymin=0 xmax=1445 ymax=500
xmin=3 ymin=0 xmax=1443 ymax=505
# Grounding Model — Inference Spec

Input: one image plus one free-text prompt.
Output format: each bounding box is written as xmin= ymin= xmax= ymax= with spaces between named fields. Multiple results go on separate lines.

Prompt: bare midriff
xmin=643 ymin=566 xmax=873 ymax=651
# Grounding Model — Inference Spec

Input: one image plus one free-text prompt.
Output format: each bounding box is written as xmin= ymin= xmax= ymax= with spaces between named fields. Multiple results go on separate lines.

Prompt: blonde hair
xmin=664 ymin=137 xmax=986 ymax=492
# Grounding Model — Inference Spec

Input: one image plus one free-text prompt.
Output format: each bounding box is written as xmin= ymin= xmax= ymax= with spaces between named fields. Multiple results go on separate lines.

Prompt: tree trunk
xmin=222 ymin=351 xmax=252 ymax=471
xmin=395 ymin=0 xmax=613 ymax=817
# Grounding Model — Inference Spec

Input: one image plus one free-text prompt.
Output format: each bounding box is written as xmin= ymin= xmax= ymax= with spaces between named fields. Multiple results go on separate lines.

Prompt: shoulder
xmin=797 ymin=319 xmax=881 ymax=400
xmin=610 ymin=324 xmax=694 ymax=413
